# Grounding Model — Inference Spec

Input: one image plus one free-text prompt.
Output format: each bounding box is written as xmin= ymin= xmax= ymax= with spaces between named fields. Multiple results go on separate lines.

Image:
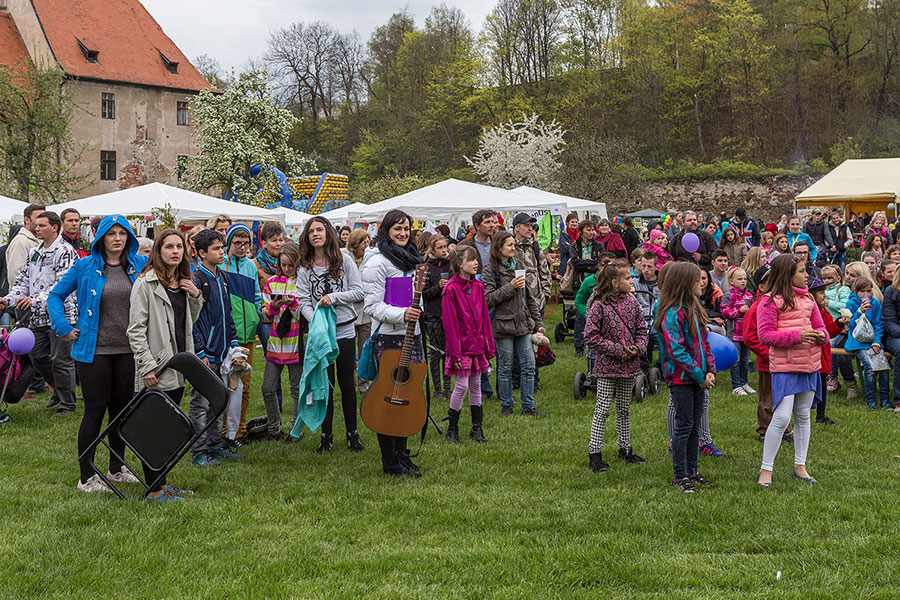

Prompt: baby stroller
xmin=554 ymin=290 xmax=578 ymax=343
xmin=0 ymin=327 xmax=36 ymax=425
xmin=573 ymin=346 xmax=658 ymax=402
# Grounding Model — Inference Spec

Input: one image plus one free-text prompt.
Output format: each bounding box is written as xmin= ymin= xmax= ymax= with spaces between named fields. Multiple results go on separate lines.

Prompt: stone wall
xmin=640 ymin=175 xmax=823 ymax=223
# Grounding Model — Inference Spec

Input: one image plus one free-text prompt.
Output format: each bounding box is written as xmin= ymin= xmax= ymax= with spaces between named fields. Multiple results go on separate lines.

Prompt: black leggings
xmin=377 ymin=434 xmax=408 ymax=467
xmin=76 ymin=354 xmax=135 ymax=484
xmin=322 ymin=337 xmax=358 ymax=436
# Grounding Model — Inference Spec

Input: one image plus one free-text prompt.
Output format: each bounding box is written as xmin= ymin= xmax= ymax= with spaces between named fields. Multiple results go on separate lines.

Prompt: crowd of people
xmin=2 ymin=199 xmax=896 ymax=499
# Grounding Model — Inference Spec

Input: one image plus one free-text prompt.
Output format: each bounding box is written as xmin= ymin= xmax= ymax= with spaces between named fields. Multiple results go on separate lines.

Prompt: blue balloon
xmin=707 ymin=331 xmax=738 ymax=372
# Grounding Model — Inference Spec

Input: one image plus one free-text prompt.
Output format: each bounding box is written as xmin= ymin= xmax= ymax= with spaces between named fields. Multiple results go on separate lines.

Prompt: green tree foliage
xmin=0 ymin=63 xmax=89 ymax=202
xmin=258 ymin=0 xmax=900 ymax=187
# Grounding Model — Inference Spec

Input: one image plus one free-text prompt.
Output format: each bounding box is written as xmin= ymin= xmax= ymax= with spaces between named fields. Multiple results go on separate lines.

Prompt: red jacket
xmin=819 ymin=306 xmax=844 ymax=375
xmin=743 ymin=298 xmax=768 ymax=372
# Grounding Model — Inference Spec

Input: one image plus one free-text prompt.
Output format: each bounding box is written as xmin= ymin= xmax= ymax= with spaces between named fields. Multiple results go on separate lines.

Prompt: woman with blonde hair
xmin=742 ymin=247 xmax=768 ymax=295
xmin=768 ymin=234 xmax=791 ymax=261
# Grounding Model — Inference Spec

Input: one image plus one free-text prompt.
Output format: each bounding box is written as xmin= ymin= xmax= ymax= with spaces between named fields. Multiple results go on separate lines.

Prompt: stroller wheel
xmin=555 ymin=322 xmax=566 ymax=344
xmin=648 ymin=367 xmax=661 ymax=395
xmin=0 ymin=411 xmax=10 ymax=425
xmin=633 ymin=374 xmax=648 ymax=403
xmin=574 ymin=372 xmax=587 ymax=399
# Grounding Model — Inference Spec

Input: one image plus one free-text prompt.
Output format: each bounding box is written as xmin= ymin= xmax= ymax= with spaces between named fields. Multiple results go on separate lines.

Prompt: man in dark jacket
xmin=558 ymin=212 xmax=579 ymax=277
xmin=823 ymin=211 xmax=853 ymax=270
xmin=457 ymin=209 xmax=497 ymax=274
xmin=803 ymin=209 xmax=826 ymax=250
xmin=672 ymin=211 xmax=718 ymax=271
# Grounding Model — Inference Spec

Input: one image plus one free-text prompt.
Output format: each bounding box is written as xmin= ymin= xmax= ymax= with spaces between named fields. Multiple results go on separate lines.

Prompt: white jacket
xmin=361 ymin=246 xmax=421 ymax=337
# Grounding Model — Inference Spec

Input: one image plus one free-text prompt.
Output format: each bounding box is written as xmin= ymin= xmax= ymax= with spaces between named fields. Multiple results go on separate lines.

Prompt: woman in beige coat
xmin=127 ymin=229 xmax=202 ymax=501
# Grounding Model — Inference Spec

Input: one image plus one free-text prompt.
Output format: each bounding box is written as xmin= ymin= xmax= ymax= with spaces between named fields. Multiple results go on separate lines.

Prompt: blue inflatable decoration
xmin=708 ymin=331 xmax=738 ymax=372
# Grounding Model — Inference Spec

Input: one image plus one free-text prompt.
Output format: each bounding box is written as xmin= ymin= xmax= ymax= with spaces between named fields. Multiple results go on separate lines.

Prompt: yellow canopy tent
xmin=795 ymin=158 xmax=900 ymax=219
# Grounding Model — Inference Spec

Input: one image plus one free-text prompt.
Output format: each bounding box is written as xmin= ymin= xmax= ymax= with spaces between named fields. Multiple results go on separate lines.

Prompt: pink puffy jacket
xmin=757 ymin=289 xmax=826 ymax=374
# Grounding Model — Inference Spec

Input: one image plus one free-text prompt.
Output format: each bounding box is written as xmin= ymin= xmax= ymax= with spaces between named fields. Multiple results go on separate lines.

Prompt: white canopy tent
xmin=511 ymin=186 xmax=608 ymax=219
xmin=319 ymin=202 xmax=368 ymax=227
xmin=346 ymin=179 xmax=567 ymax=224
xmin=0 ymin=194 xmax=28 ymax=223
xmin=271 ymin=206 xmax=312 ymax=226
xmin=795 ymin=158 xmax=900 ymax=218
xmin=52 ymin=183 xmax=286 ymax=224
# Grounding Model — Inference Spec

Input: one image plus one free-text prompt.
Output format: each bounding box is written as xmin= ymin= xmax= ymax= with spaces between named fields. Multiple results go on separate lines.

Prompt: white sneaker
xmin=742 ymin=384 xmax=757 ymax=394
xmin=107 ymin=467 xmax=139 ymax=483
xmin=76 ymin=474 xmax=111 ymax=493
xmin=732 ymin=388 xmax=748 ymax=396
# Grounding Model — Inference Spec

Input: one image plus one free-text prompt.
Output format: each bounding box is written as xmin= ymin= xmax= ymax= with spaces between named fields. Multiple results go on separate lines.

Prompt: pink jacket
xmin=721 ymin=287 xmax=754 ymax=342
xmin=441 ymin=274 xmax=496 ymax=365
xmin=757 ymin=288 xmax=826 ymax=374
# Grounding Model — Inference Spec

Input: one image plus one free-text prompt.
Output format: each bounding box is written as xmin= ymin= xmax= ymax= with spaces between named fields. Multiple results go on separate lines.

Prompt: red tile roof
xmin=0 ymin=12 xmax=32 ymax=72
xmin=31 ymin=0 xmax=210 ymax=91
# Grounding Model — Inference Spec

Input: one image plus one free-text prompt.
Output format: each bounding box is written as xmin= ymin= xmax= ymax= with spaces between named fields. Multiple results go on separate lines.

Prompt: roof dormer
xmin=76 ymin=37 xmax=98 ymax=63
xmin=157 ymin=49 xmax=178 ymax=74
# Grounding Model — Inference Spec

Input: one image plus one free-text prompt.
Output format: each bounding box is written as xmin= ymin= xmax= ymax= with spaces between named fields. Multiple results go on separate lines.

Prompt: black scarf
xmin=377 ymin=238 xmax=423 ymax=273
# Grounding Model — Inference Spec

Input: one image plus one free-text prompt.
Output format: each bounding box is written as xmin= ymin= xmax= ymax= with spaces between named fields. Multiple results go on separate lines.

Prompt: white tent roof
xmin=271 ymin=206 xmax=312 ymax=226
xmin=319 ymin=202 xmax=368 ymax=227
xmin=346 ymin=179 xmax=566 ymax=223
xmin=0 ymin=194 xmax=28 ymax=222
xmin=796 ymin=158 xmax=900 ymax=202
xmin=52 ymin=183 xmax=285 ymax=223
xmin=511 ymin=186 xmax=608 ymax=218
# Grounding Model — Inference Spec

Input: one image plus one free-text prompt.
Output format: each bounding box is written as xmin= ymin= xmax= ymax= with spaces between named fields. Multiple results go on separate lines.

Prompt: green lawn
xmin=1 ymin=303 xmax=899 ymax=598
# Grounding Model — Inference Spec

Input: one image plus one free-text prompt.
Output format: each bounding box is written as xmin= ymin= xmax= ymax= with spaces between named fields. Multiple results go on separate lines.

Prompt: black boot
xmin=347 ymin=430 xmax=364 ymax=451
xmin=589 ymin=452 xmax=608 ymax=472
xmin=446 ymin=409 xmax=460 ymax=444
xmin=618 ymin=446 xmax=646 ymax=464
xmin=469 ymin=404 xmax=486 ymax=443
xmin=316 ymin=433 xmax=333 ymax=453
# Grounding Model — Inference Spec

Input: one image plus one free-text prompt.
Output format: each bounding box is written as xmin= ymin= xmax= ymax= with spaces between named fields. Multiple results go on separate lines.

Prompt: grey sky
xmin=142 ymin=0 xmax=495 ymax=74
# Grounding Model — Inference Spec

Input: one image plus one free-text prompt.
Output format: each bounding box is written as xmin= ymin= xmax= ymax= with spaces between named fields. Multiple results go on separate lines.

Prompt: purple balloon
xmin=7 ymin=328 xmax=34 ymax=355
xmin=682 ymin=232 xmax=700 ymax=254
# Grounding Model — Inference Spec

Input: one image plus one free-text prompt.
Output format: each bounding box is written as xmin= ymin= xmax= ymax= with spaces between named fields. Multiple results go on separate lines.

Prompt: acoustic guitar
xmin=361 ymin=264 xmax=429 ymax=437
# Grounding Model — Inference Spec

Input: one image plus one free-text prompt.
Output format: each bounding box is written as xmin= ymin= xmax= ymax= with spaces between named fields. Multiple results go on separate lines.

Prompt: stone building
xmin=0 ymin=0 xmax=210 ymax=198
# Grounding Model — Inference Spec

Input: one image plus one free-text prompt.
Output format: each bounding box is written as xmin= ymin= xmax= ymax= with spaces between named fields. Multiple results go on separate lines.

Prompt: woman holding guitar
xmin=361 ymin=209 xmax=426 ymax=477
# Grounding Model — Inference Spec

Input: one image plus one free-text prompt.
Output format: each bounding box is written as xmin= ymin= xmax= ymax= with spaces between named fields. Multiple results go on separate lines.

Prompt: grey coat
xmin=483 ymin=260 xmax=542 ymax=338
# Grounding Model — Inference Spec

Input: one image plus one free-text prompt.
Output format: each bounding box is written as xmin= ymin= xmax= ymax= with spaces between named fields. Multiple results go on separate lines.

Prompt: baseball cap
xmin=753 ymin=264 xmax=771 ymax=289
xmin=512 ymin=212 xmax=537 ymax=228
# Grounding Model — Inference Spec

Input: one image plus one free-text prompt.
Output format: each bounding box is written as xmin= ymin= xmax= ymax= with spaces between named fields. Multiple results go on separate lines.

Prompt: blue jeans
xmin=496 ymin=334 xmax=535 ymax=411
xmin=729 ymin=341 xmax=750 ymax=389
xmin=854 ymin=349 xmax=890 ymax=408
xmin=257 ymin=322 xmax=283 ymax=409
xmin=574 ymin=312 xmax=586 ymax=352
xmin=883 ymin=337 xmax=900 ymax=403
xmin=670 ymin=383 xmax=703 ymax=480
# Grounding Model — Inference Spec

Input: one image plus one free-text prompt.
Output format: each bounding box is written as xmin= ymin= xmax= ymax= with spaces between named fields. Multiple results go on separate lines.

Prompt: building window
xmin=100 ymin=151 xmax=116 ymax=181
xmin=176 ymin=155 xmax=188 ymax=180
xmin=177 ymin=101 xmax=189 ymax=126
xmin=101 ymin=93 xmax=115 ymax=119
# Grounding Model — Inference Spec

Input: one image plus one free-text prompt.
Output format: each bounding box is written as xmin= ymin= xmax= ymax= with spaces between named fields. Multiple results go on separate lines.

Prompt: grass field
xmin=1 ymin=303 xmax=899 ymax=599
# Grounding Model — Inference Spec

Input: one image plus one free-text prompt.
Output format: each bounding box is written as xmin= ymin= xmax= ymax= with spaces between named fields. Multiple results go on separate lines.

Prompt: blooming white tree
xmin=185 ymin=70 xmax=314 ymax=205
xmin=465 ymin=113 xmax=566 ymax=191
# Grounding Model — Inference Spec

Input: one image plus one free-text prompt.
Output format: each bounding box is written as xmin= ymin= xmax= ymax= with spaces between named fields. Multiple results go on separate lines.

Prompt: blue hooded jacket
xmin=48 ymin=214 xmax=147 ymax=363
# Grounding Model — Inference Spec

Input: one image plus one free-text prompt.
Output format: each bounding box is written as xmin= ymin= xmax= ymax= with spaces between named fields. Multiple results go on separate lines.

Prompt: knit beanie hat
xmin=225 ymin=223 xmax=252 ymax=249
xmin=649 ymin=229 xmax=666 ymax=243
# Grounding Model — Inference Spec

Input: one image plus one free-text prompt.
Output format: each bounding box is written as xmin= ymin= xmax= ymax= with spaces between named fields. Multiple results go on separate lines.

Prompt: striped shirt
xmin=262 ymin=276 xmax=302 ymax=364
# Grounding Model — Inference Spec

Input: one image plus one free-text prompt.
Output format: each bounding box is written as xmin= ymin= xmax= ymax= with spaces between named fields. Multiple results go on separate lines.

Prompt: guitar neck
xmin=398 ymin=290 xmax=422 ymax=368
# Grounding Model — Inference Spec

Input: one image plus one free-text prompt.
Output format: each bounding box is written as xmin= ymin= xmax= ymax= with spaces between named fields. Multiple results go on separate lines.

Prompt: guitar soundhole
xmin=392 ymin=366 xmax=411 ymax=385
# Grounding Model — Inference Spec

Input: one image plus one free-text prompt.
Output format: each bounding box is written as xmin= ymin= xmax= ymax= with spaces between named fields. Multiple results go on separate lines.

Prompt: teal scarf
xmin=500 ymin=257 xmax=518 ymax=271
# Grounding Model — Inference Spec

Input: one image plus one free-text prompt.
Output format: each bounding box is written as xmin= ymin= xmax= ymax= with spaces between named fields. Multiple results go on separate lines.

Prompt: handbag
xmin=853 ymin=314 xmax=875 ymax=344
xmin=866 ymin=347 xmax=890 ymax=372
xmin=357 ymin=323 xmax=382 ymax=381
xmin=560 ymin=267 xmax=575 ymax=294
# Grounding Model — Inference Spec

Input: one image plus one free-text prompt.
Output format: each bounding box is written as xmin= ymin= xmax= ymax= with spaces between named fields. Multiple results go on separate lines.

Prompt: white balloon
xmin=888 ymin=203 xmax=896 ymax=212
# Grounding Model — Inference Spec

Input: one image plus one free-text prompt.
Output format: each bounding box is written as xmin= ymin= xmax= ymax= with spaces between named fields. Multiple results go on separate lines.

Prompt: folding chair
xmin=80 ymin=352 xmax=226 ymax=499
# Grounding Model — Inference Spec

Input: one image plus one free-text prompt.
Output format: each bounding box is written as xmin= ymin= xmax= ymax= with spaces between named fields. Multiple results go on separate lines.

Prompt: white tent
xmin=0 ymin=194 xmax=28 ymax=222
xmin=796 ymin=158 xmax=900 ymax=203
xmin=346 ymin=179 xmax=566 ymax=223
xmin=511 ymin=186 xmax=608 ymax=218
xmin=271 ymin=206 xmax=312 ymax=226
xmin=319 ymin=202 xmax=368 ymax=227
xmin=52 ymin=183 xmax=285 ymax=223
